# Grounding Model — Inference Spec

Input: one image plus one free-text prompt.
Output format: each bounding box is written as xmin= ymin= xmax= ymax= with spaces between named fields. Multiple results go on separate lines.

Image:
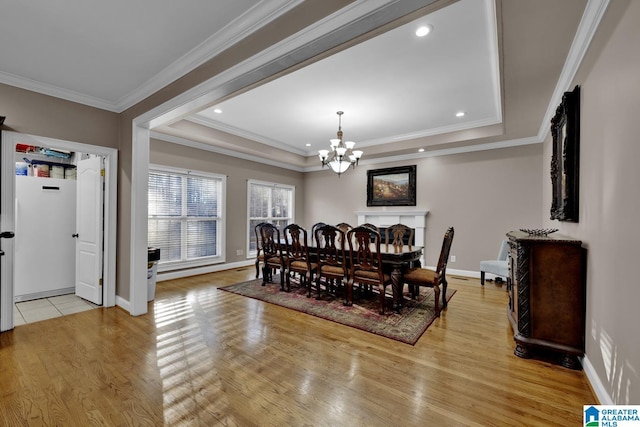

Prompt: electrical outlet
xmin=236 ymin=249 xmax=243 ymax=256
xmin=450 ymin=255 xmax=456 ymax=262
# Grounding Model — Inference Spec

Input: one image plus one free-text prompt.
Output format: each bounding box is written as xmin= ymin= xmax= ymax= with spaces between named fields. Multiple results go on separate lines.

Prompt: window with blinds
xmin=247 ymin=180 xmax=294 ymax=256
xmin=149 ymin=167 xmax=225 ymax=270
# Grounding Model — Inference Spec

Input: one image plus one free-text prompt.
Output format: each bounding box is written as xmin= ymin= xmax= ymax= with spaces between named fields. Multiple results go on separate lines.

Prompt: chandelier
xmin=318 ymin=111 xmax=363 ymax=176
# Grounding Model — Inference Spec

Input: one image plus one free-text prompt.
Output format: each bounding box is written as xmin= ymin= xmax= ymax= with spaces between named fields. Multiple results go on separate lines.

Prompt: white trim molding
xmin=583 ymin=355 xmax=614 ymax=405
xmin=157 ymin=259 xmax=254 ymax=283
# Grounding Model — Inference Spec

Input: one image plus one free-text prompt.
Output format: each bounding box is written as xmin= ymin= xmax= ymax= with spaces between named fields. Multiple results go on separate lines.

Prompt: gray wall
xmin=542 ymin=0 xmax=639 ymax=404
xmin=0 ymin=84 xmax=118 ymax=149
xmin=149 ymin=139 xmax=543 ymax=276
xmin=304 ymin=144 xmax=543 ymax=271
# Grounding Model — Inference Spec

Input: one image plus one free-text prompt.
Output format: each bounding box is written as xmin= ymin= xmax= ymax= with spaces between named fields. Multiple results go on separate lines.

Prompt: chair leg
xmin=307 ymin=272 xmax=320 ymax=298
xmin=410 ymin=284 xmax=418 ymax=299
xmin=344 ymin=279 xmax=353 ymax=306
xmin=480 ymin=271 xmax=485 ymax=286
xmin=441 ymin=278 xmax=448 ymax=308
xmin=255 ymin=260 xmax=260 ymax=279
xmin=433 ymin=284 xmax=441 ymax=317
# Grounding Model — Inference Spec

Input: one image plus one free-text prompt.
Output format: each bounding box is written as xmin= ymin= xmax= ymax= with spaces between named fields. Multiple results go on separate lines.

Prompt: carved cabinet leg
xmin=514 ymin=343 xmax=531 ymax=359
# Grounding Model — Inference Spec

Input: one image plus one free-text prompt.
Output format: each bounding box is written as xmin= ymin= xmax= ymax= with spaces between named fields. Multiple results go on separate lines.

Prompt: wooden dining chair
xmin=259 ymin=223 xmax=285 ymax=288
xmin=335 ymin=222 xmax=352 ymax=233
xmin=385 ymin=223 xmax=414 ymax=249
xmin=282 ymin=223 xmax=317 ymax=293
xmin=346 ymin=226 xmax=393 ymax=314
xmin=254 ymin=222 xmax=269 ymax=278
xmin=313 ymin=224 xmax=347 ymax=299
xmin=310 ymin=222 xmax=327 ymax=248
xmin=402 ymin=227 xmax=454 ymax=317
xmin=335 ymin=222 xmax=353 ymax=247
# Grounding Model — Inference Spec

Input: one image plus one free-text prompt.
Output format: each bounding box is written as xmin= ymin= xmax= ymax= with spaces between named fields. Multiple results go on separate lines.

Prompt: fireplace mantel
xmin=355 ymin=210 xmax=429 ymax=263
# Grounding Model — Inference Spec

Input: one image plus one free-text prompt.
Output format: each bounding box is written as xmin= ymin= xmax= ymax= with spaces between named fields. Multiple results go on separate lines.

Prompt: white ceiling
xmin=1 ymin=0 xmax=597 ymax=166
xmin=0 ymin=0 xmax=298 ymax=112
xmin=192 ymin=0 xmax=501 ymax=157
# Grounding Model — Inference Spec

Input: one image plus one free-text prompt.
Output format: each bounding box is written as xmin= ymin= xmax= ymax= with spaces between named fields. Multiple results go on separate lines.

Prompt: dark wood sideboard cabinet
xmin=506 ymin=231 xmax=586 ymax=369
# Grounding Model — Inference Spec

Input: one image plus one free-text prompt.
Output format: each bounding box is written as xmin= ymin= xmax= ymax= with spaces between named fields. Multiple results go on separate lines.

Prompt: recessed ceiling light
xmin=418 ymin=148 xmax=425 ymax=153
xmin=456 ymin=111 xmax=466 ymax=117
xmin=416 ymin=25 xmax=433 ymax=37
xmin=305 ymin=143 xmax=311 ymax=147
xmin=213 ymin=108 xmax=222 ymax=114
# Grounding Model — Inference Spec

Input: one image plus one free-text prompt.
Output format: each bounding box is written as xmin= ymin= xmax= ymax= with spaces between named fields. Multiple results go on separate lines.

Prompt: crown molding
xmin=303 ymin=135 xmax=542 ymax=172
xmin=115 ymin=0 xmax=304 ymax=112
xmin=150 ymin=131 xmax=305 ymax=173
xmin=140 ymin=0 xmax=433 ymax=128
xmin=537 ymin=0 xmax=609 ymax=142
xmin=146 ymin=0 xmax=610 ymax=172
xmin=0 ymin=70 xmax=120 ymax=112
xmin=0 ymin=0 xmax=304 ymax=113
xmin=359 ymin=117 xmax=503 ymax=148
xmin=185 ymin=115 xmax=309 ymax=156
xmin=151 ymin=128 xmax=542 ymax=175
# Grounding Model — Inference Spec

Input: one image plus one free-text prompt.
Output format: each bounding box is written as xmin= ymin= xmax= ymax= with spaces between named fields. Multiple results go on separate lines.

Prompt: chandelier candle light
xmin=318 ymin=111 xmax=363 ymax=176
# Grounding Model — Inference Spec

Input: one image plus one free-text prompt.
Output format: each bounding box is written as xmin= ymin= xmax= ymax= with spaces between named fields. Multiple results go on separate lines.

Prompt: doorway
xmin=0 ymin=131 xmax=117 ymax=331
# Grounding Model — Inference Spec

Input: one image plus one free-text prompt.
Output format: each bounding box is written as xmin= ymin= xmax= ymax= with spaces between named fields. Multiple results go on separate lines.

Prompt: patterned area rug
xmin=220 ymin=276 xmax=455 ymax=345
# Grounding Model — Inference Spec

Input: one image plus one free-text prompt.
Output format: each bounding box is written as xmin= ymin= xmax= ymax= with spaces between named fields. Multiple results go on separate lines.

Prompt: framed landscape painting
xmin=367 ymin=165 xmax=416 ymax=206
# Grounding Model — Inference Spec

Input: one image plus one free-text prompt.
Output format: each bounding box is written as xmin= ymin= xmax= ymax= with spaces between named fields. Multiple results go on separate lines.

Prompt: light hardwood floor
xmin=0 ymin=267 xmax=596 ymax=426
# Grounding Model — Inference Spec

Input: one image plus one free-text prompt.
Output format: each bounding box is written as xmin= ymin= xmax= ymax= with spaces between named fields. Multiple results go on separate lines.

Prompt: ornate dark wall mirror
xmin=550 ymin=85 xmax=580 ymax=222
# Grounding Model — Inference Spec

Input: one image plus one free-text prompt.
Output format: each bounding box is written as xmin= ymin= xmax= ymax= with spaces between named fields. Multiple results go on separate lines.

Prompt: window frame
xmin=246 ymin=179 xmax=295 ymax=258
xmin=149 ymin=164 xmax=226 ymax=272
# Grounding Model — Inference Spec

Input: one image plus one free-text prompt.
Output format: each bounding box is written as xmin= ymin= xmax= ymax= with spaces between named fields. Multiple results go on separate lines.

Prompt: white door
xmin=75 ymin=156 xmax=103 ymax=304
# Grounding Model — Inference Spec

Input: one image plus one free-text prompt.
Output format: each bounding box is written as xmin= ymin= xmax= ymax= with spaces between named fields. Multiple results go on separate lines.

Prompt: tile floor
xmin=14 ymin=294 xmax=99 ymax=325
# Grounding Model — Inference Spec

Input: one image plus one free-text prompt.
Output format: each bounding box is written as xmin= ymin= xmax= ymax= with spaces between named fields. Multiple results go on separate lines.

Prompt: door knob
xmin=0 ymin=231 xmax=15 ymax=239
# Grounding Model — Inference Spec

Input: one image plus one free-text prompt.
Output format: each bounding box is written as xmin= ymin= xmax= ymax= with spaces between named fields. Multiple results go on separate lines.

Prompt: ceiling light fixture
xmin=213 ymin=108 xmax=222 ymax=114
xmin=416 ymin=25 xmax=433 ymax=37
xmin=456 ymin=111 xmax=465 ymax=117
xmin=318 ymin=111 xmax=363 ymax=177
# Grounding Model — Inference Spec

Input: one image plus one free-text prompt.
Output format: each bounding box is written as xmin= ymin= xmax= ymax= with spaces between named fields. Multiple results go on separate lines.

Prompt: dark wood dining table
xmin=299 ymin=241 xmax=423 ymax=312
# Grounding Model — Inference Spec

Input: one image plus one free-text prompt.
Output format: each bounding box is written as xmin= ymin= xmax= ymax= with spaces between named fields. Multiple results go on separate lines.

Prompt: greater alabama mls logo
xmin=585 ymin=406 xmax=599 ymax=426
xmin=585 ymin=405 xmax=640 ymax=426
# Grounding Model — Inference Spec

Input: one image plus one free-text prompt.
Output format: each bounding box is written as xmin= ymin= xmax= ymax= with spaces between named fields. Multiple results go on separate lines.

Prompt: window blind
xmin=247 ymin=180 xmax=294 ymax=254
xmin=149 ymin=169 xmax=223 ymax=268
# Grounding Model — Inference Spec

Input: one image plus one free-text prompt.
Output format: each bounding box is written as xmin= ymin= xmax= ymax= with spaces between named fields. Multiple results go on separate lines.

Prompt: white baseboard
xmin=14 ymin=287 xmax=75 ymax=302
xmin=157 ymin=259 xmax=254 ymax=282
xmin=116 ymin=295 xmax=131 ymax=313
xmin=443 ymin=268 xmax=480 ymax=278
xmin=116 ymin=260 xmax=254 ymax=315
xmin=583 ymin=355 xmax=613 ymax=404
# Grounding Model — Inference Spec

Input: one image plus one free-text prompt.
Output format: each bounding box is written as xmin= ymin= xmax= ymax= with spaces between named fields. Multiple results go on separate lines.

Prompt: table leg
xmin=391 ymin=266 xmax=403 ymax=313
